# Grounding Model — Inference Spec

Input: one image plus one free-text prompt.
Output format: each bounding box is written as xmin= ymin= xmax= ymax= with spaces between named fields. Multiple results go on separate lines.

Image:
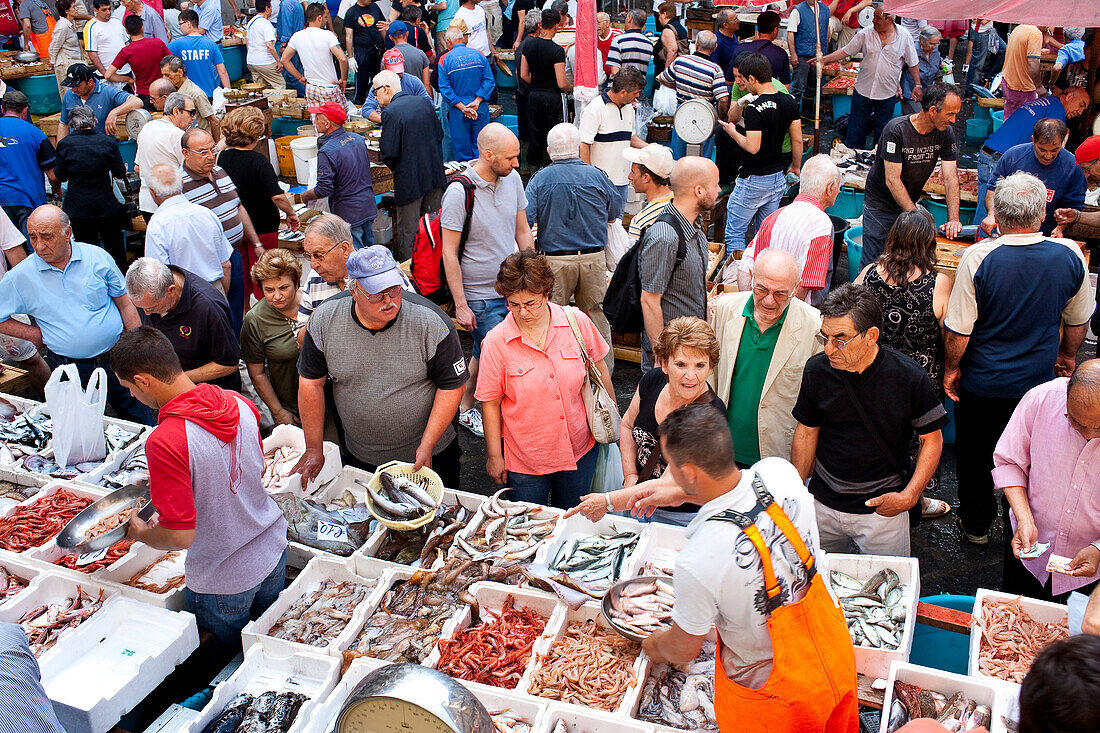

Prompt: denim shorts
xmin=184 ymin=548 xmax=288 ymax=648
xmin=469 ymin=297 xmax=509 ymax=359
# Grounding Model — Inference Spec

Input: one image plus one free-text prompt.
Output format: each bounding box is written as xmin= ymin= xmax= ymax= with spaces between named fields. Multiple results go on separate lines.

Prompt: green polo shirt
xmin=727 ymin=298 xmax=787 ymax=466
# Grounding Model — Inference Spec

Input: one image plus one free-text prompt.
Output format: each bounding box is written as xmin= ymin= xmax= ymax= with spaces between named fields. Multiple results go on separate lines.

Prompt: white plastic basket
xmin=969 ymin=588 xmax=1069 ymax=689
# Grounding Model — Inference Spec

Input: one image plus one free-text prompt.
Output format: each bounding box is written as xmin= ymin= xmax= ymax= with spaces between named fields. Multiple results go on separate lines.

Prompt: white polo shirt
xmin=135 ymin=118 xmax=185 ymax=213
xmin=577 ymin=91 xmax=635 ymax=186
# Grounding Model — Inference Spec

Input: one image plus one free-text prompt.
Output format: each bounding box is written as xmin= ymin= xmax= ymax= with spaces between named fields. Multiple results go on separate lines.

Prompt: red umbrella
xmin=885 ymin=0 xmax=1100 ymax=27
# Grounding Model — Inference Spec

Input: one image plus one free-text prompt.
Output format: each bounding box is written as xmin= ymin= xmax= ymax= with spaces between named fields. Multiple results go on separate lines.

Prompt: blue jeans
xmin=440 ymin=101 xmax=453 ymax=163
xmin=791 ymin=55 xmax=817 ymax=108
xmin=350 ymin=218 xmax=376 ymax=250
xmin=185 ymin=548 xmax=287 ymax=648
xmin=671 ymin=129 xmax=715 ymax=161
xmin=973 ymin=147 xmax=999 ymax=229
xmin=859 ymin=203 xmax=900 ymax=269
xmin=614 ymin=184 xmax=629 ymax=212
xmin=724 ymin=172 xmax=785 ymax=255
xmin=468 ymin=297 xmax=508 ymax=359
xmin=226 ymin=248 xmax=244 ymax=338
xmin=1 ymin=205 xmax=32 ymax=239
xmin=43 ymin=350 xmax=154 ymax=426
xmin=508 ymin=443 xmax=599 ymax=510
xmin=844 ymin=92 xmax=897 ymax=150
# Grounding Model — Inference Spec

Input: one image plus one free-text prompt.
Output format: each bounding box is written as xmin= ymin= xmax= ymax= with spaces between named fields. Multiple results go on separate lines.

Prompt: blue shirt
xmin=59 ymin=81 xmax=135 ymax=135
xmin=1056 ymin=38 xmax=1085 ymax=68
xmin=0 ymin=623 xmax=66 ymax=733
xmin=524 ymin=158 xmax=624 ymax=253
xmin=986 ymin=144 xmax=1087 ymax=235
xmin=438 ymin=43 xmax=495 ymax=106
xmin=435 ymin=0 xmax=460 ymax=30
xmin=0 ymin=241 xmax=127 ymax=358
xmin=983 ymin=96 xmax=1065 ymax=154
xmin=169 ymin=35 xmax=226 ymax=95
xmin=361 ymin=72 xmax=430 ymax=117
xmin=901 ymin=44 xmax=940 ymax=99
xmin=315 ymin=127 xmax=377 ymax=225
xmin=276 ymin=0 xmax=304 ymax=43
xmin=0 ymin=115 xmax=55 ymax=209
xmin=712 ymin=31 xmax=739 ymax=78
xmin=193 ymin=0 xmax=223 ymax=44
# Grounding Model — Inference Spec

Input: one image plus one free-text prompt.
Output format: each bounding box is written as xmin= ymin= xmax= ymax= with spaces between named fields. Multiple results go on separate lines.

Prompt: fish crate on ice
xmin=968 ymin=588 xmax=1069 ymax=689
xmin=242 ymin=555 xmax=385 ymax=657
xmin=536 ymin=704 xmax=654 ymax=733
xmin=820 ymin=553 xmax=919 ymax=680
xmin=451 ymin=491 xmax=564 ymax=568
xmin=262 ymin=424 xmax=342 ymax=495
xmin=0 ymin=481 xmax=107 ymax=554
xmin=880 ymin=661 xmax=1006 ymax=733
xmin=0 ymin=571 xmax=119 ymax=661
xmin=625 ymin=521 xmax=687 ymax=578
xmin=37 ymin=596 xmax=198 ymax=733
xmin=97 ymin=544 xmax=187 ymax=610
xmin=545 ymin=515 xmax=647 ymax=592
xmin=354 ymin=487 xmax=485 ymax=571
xmin=185 ymin=645 xmax=341 ymax=733
xmin=0 ymin=554 xmax=43 ymax=609
xmin=75 ymin=437 xmax=149 ymax=491
xmin=520 ymin=601 xmax=646 ymax=717
xmin=429 ymin=581 xmax=561 ymax=687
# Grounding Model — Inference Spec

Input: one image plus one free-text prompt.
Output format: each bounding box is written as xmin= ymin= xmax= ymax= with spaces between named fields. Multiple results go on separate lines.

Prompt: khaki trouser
xmin=546 ymin=250 xmax=613 ymax=376
xmin=829 ymin=17 xmax=859 ymax=51
xmin=248 ymin=62 xmax=286 ymax=90
xmin=54 ymin=55 xmax=82 ymax=88
xmin=482 ymin=0 xmax=502 ymax=46
xmin=814 ymin=499 xmax=911 ymax=556
xmin=394 ymin=188 xmax=443 ymax=261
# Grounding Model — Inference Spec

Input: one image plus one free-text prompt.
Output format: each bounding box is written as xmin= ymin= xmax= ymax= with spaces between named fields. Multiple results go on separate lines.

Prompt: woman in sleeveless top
xmin=855 ymin=208 xmax=954 ymax=518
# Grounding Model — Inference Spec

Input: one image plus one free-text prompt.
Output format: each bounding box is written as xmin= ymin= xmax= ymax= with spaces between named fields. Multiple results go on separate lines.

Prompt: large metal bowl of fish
xmin=362 ymin=460 xmax=445 ymax=531
xmin=602 ymin=575 xmax=675 ymax=643
xmin=56 ymin=483 xmax=154 ymax=554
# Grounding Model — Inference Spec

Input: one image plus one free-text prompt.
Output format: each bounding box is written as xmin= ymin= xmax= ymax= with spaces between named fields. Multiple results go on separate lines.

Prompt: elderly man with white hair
xmin=135 ymin=90 xmax=194 ymax=218
xmin=713 ymin=249 xmax=823 ymax=468
xmin=945 ymin=172 xmax=1095 ymax=546
xmin=656 ymin=29 xmax=729 ymax=160
xmin=736 ymin=154 xmax=842 ymax=305
xmin=524 ymin=122 xmax=624 ymax=361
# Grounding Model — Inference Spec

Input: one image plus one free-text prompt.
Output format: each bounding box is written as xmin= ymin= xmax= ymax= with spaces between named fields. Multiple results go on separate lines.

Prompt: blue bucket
xmin=826 ymin=186 xmax=864 ymax=220
xmin=831 ymin=94 xmax=851 ymax=122
xmin=645 ymin=16 xmax=656 ymax=33
xmin=499 ymin=114 xmax=519 ymax=136
xmin=922 ymin=197 xmax=977 ymax=227
xmin=991 ymin=109 xmax=1004 ymax=132
xmin=910 ymin=595 xmax=975 ymax=675
xmin=10 ymin=74 xmax=61 ymax=116
xmin=966 ymin=117 xmax=991 ymax=143
xmin=845 ymin=226 xmax=862 ymax=281
xmin=270 ymin=116 xmax=304 ymax=138
xmin=117 ymin=139 xmax=137 ymax=172
xmin=973 ymin=105 xmax=992 ymax=122
xmin=942 ymin=398 xmax=955 ymax=445
xmin=494 ymin=57 xmax=517 ymax=89
xmin=222 ymin=44 xmax=246 ymax=83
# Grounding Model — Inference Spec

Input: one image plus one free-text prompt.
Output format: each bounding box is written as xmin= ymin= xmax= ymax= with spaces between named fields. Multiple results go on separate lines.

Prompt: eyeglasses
xmin=306 ymin=240 xmax=342 ymax=262
xmin=815 ymin=331 xmax=866 ymax=350
xmin=356 ymin=284 xmax=402 ymax=303
xmin=505 ymin=297 xmax=544 ymax=313
xmin=372 ymin=86 xmax=384 ymax=93
xmin=183 ymin=108 xmax=197 ymax=117
xmin=187 ymin=146 xmax=216 ymax=157
xmin=752 ymin=284 xmax=792 ymax=301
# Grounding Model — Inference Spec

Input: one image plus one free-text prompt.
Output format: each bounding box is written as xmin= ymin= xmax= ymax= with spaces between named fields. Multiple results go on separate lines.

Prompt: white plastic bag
xmin=212 ymin=87 xmax=227 ymax=115
xmin=653 ymin=84 xmax=677 ymax=116
xmin=43 ymin=364 xmax=107 ymax=467
xmin=590 ymin=442 xmax=625 ymax=495
xmin=606 ymin=219 xmax=629 ymax=271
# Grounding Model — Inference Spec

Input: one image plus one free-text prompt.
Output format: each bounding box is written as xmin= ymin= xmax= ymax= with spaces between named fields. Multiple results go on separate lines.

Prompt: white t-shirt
xmin=135 ymin=118 xmax=186 ymax=213
xmin=453 ymin=5 xmax=490 ymax=56
xmin=672 ymin=457 xmax=822 ymax=689
xmin=0 ymin=209 xmax=25 ymax=277
xmin=247 ymin=15 xmax=278 ymax=66
xmin=287 ymin=26 xmax=341 ymax=85
xmin=88 ymin=16 xmax=130 ymax=75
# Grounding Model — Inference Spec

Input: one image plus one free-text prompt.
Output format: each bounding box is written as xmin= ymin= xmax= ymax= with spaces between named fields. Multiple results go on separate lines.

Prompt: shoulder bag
xmin=563 ymin=306 xmax=622 ymax=443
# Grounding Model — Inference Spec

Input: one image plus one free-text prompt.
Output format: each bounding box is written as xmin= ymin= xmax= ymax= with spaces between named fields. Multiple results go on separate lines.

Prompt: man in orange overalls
xmin=642 ymin=404 xmax=859 ymax=733
xmin=16 ymin=0 xmax=55 ymax=58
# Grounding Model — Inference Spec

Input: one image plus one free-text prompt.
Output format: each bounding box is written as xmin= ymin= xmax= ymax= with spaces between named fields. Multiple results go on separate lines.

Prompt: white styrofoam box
xmin=354 ymin=487 xmax=486 ymax=571
xmin=0 ymin=465 xmax=51 ymax=497
xmin=301 ymin=656 xmax=390 ymax=733
xmin=98 ymin=545 xmax=187 ymax=610
xmin=631 ymin=629 xmax=718 ymax=731
xmin=461 ymin=679 xmax=549 ymax=731
xmin=429 ymin=581 xmax=561 ymax=684
xmin=879 ymin=661 xmax=1006 ymax=733
xmin=37 ymin=596 xmax=199 ymax=733
xmin=0 ymin=553 xmax=43 ymax=609
xmin=27 ymin=536 xmax=139 ymax=579
xmin=75 ymin=436 xmax=149 ymax=491
xmin=242 ymin=555 xmax=386 ymax=657
xmin=262 ymin=424 xmax=342 ymax=496
xmin=543 ymin=514 xmax=647 ymax=590
xmin=521 ymin=601 xmax=645 ymax=717
xmin=819 ymin=553 xmax=920 ymax=680
xmin=536 ymin=703 xmax=654 ymax=733
xmin=0 ymin=481 xmax=107 ymax=554
xmin=185 ymin=645 xmax=341 ymax=733
xmin=969 ymin=588 xmax=1069 ymax=688
xmin=451 ymin=498 xmax=565 ymax=569
xmin=628 ymin=521 xmax=687 ymax=578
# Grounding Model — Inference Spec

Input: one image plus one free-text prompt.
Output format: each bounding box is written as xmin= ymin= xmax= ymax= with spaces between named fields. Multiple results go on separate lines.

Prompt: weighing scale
xmin=335 ymin=664 xmax=495 ymax=733
xmin=672 ymin=99 xmax=718 ymax=156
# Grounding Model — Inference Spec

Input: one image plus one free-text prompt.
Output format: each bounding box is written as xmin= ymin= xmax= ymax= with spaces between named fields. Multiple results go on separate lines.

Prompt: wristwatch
xmin=605 ymin=492 xmax=615 ymax=513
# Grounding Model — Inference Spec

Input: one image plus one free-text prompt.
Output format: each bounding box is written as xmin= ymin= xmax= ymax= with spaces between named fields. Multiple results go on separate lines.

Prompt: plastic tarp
xmin=573 ymin=0 xmax=599 ymax=110
xmin=884 ymin=0 xmax=1100 ymax=27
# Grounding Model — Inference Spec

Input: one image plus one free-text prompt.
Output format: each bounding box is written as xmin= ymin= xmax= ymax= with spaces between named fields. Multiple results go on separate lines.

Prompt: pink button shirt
xmin=993 ymin=377 xmax=1100 ymax=595
xmin=475 ymin=303 xmax=609 ymax=475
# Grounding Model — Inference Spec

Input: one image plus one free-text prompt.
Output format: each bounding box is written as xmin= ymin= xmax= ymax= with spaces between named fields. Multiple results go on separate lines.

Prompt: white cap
xmin=623 ymin=144 xmax=674 ymax=178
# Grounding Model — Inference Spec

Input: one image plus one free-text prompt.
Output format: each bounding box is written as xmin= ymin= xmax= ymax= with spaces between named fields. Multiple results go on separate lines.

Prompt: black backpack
xmin=603 ymin=210 xmax=691 ymax=335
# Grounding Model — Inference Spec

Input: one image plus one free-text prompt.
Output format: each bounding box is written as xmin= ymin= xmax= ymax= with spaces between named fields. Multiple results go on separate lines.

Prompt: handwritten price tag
xmin=76 ymin=547 xmax=109 ymax=566
xmin=316 ymin=520 xmax=350 ymax=544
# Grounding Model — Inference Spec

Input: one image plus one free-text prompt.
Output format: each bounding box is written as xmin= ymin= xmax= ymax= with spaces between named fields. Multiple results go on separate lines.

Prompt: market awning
xmin=884 ymin=0 xmax=1100 ymax=27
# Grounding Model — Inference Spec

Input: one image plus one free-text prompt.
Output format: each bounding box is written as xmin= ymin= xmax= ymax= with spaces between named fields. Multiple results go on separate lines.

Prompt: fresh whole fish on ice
xmin=263 ymin=446 xmax=303 ymax=492
xmin=528 ymin=619 xmax=639 ymax=711
xmin=362 ymin=473 xmax=438 ymax=523
xmin=373 ymin=503 xmax=472 ymax=567
xmin=487 ymin=709 xmax=532 ymax=733
xmin=95 ymin=447 xmax=149 ymax=489
xmin=829 ymin=568 xmax=907 ymax=650
xmin=451 ymin=489 xmax=558 ymax=566
xmin=0 ymin=564 xmax=30 ymax=601
xmin=18 ymin=587 xmax=104 ymax=656
xmin=200 ymin=691 xmax=308 ymax=733
xmin=887 ymin=682 xmax=991 ymax=733
xmin=272 ymin=492 xmax=375 ymax=556
xmin=0 ymin=411 xmax=52 ymax=455
xmin=605 ymin=577 xmax=675 ymax=637
xmin=637 ymin=641 xmax=717 ymax=730
xmin=549 ymin=530 xmax=639 ymax=591
xmin=267 ymin=579 xmax=373 ymax=646
xmin=976 ymin=597 xmax=1068 ymax=683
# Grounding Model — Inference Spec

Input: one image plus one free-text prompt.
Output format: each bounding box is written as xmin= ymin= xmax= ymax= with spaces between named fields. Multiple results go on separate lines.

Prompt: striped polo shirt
xmin=627 ymin=192 xmax=673 ymax=244
xmin=657 ymin=52 xmax=729 ymax=106
xmin=739 ymin=193 xmax=833 ymax=289
xmin=606 ymin=29 xmax=653 ymax=71
xmin=181 ymin=165 xmax=245 ymax=247
xmin=578 ymin=92 xmax=635 ymax=186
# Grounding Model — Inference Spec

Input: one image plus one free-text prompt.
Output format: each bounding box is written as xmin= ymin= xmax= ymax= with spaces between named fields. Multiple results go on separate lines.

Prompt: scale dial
xmin=126 ymin=108 xmax=152 ymax=139
xmin=336 ymin=664 xmax=493 ymax=733
xmin=857 ymin=6 xmax=875 ymax=27
xmin=337 ymin=697 xmax=457 ymax=733
xmin=672 ymin=99 xmax=718 ymax=145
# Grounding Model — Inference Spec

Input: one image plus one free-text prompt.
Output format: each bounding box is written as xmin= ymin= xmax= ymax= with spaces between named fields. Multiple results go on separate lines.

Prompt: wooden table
xmin=0 ymin=365 xmax=30 ymax=395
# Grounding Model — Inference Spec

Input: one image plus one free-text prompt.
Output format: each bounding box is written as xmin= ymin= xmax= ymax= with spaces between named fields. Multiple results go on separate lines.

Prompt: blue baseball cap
xmin=387 ymin=20 xmax=408 ymax=37
xmin=346 ymin=246 xmax=405 ymax=295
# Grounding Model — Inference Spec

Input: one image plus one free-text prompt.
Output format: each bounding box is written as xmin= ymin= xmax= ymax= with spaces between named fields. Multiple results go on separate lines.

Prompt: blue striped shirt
xmin=657 ymin=52 xmax=729 ymax=105
xmin=606 ymin=29 xmax=652 ymax=71
xmin=0 ymin=623 xmax=66 ymax=733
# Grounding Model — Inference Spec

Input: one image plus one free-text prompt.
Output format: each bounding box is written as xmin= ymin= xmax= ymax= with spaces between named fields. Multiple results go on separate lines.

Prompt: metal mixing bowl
xmin=56 ymin=484 xmax=153 ymax=554
xmin=602 ymin=575 xmax=670 ymax=643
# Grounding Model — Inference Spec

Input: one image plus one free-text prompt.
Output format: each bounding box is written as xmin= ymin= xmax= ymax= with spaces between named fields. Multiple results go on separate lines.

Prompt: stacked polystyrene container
xmin=0 ymin=481 xmax=107 ymax=556
xmin=880 ymin=660 xmax=1011 ymax=733
xmin=262 ymin=424 xmax=342 ymax=496
xmin=969 ymin=589 xmax=1069 ymax=691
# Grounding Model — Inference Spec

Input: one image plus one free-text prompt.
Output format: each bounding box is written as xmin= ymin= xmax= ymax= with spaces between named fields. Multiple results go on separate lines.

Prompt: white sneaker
xmin=458 ymin=408 xmax=484 ymax=437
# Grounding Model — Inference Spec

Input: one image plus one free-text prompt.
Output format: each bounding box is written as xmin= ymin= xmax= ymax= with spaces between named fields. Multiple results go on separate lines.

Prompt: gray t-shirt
xmin=297 ymin=291 xmax=469 ymax=465
xmin=394 ymin=42 xmax=430 ymax=82
xmin=18 ymin=0 xmax=50 ymax=33
xmin=637 ymin=202 xmax=710 ymax=325
xmin=440 ymin=166 xmax=527 ymax=302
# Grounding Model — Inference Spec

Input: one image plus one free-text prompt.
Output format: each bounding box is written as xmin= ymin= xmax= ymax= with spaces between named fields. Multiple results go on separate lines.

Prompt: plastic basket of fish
xmin=262 ymin=425 xmax=342 ymax=496
xmin=627 ymin=521 xmax=686 ymax=579
xmin=184 ymin=644 xmax=341 ymax=733
xmin=451 ymin=490 xmax=564 ymax=569
xmin=880 ymin=661 xmax=1005 ymax=733
xmin=0 ymin=482 xmax=107 ymax=554
xmin=632 ymin=633 xmax=717 ymax=731
xmin=536 ymin=704 xmax=654 ymax=733
xmin=0 ymin=570 xmax=119 ymax=662
xmin=97 ymin=544 xmax=187 ymax=610
xmin=430 ymin=581 xmax=561 ymax=686
xmin=37 ymin=595 xmax=199 ymax=733
xmin=242 ymin=555 xmax=385 ymax=658
xmin=520 ymin=601 xmax=646 ymax=717
xmin=27 ymin=535 xmax=142 ymax=581
xmin=544 ymin=516 xmax=646 ymax=596
xmin=968 ymin=588 xmax=1070 ymax=689
xmin=0 ymin=554 xmax=44 ymax=609
xmin=355 ymin=487 xmax=485 ymax=570
xmin=820 ymin=553 xmax=920 ymax=680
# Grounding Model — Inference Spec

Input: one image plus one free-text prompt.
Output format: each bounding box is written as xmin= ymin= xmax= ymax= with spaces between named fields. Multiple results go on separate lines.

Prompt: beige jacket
xmin=709 ymin=291 xmax=823 ymax=461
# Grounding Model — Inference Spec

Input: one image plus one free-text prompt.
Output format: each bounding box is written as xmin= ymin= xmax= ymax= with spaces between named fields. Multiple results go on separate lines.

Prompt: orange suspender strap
xmin=740 ymin=523 xmax=783 ymax=602
xmin=764 ymin=502 xmax=816 ymax=574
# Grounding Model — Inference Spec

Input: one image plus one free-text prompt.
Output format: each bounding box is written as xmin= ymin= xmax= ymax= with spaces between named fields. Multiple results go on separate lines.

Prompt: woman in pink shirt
xmin=475 ymin=251 xmax=614 ymax=508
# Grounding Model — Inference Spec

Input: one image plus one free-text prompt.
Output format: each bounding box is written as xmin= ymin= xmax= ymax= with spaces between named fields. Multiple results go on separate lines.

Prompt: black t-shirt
xmin=344 ymin=2 xmax=387 ymax=51
xmin=791 ymin=346 xmax=948 ymax=514
xmin=738 ymin=90 xmax=800 ymax=178
xmin=864 ymin=115 xmax=958 ymax=215
xmin=218 ymin=148 xmax=283 ymax=235
xmin=499 ymin=0 xmax=534 ymax=48
xmin=144 ymin=267 xmax=242 ymax=392
xmin=522 ymin=36 xmax=566 ymax=92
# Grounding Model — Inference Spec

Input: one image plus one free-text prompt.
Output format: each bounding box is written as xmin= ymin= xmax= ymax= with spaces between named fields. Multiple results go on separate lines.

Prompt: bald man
xmin=995 ymin=359 xmax=1100 ymax=603
xmin=637 ymin=156 xmax=720 ymax=371
xmin=441 ymin=122 xmax=536 ymax=437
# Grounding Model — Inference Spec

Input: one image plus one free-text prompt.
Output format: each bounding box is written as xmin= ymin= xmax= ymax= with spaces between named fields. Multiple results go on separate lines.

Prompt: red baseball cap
xmin=307 ymin=101 xmax=348 ymax=125
xmin=1076 ymin=135 xmax=1100 ymax=166
xmin=382 ymin=48 xmax=404 ymax=73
